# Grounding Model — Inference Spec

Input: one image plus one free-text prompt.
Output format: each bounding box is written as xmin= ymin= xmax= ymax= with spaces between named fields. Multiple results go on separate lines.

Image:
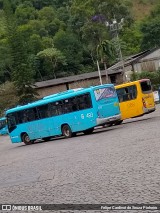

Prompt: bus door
xmin=116 ymin=85 xmax=139 ymax=119
xmin=140 ymin=80 xmax=155 ymax=110
xmin=94 ymin=87 xmax=120 ymax=118
xmin=37 ymin=103 xmax=59 ymax=137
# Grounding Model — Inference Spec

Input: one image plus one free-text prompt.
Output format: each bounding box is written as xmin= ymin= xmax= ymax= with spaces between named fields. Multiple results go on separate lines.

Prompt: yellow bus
xmin=115 ymin=79 xmax=155 ymax=124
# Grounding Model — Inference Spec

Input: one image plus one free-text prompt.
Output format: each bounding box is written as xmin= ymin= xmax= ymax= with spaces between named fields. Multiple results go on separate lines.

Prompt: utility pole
xmin=97 ymin=60 xmax=103 ymax=85
xmin=105 ymin=18 xmax=126 ymax=83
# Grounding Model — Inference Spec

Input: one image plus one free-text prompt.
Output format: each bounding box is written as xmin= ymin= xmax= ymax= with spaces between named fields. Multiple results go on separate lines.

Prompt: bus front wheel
xmin=22 ymin=133 xmax=32 ymax=145
xmin=62 ymin=125 xmax=72 ymax=138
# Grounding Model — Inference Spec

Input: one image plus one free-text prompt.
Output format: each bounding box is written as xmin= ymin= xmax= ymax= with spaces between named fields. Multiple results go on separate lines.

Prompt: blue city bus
xmin=0 ymin=117 xmax=8 ymax=135
xmin=6 ymin=84 xmax=121 ymax=145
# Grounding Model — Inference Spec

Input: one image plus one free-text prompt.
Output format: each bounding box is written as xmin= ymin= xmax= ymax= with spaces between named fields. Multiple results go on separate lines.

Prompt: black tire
xmin=72 ymin=132 xmax=77 ymax=137
xmin=83 ymin=127 xmax=94 ymax=135
xmin=42 ymin=137 xmax=51 ymax=142
xmin=114 ymin=120 xmax=123 ymax=125
xmin=103 ymin=123 xmax=113 ymax=127
xmin=62 ymin=124 xmax=72 ymax=138
xmin=22 ymin=133 xmax=32 ymax=145
xmin=31 ymin=140 xmax=35 ymax=144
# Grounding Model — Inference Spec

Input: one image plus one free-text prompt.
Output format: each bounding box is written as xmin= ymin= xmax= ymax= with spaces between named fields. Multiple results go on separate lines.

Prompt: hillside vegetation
xmin=132 ymin=0 xmax=159 ymax=20
xmin=0 ymin=0 xmax=160 ymax=114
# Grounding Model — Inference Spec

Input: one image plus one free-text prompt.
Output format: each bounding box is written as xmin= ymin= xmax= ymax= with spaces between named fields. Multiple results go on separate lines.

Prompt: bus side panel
xmin=9 ymin=128 xmax=22 ymax=143
xmin=58 ymin=109 xmax=97 ymax=133
xmin=117 ymin=83 xmax=144 ymax=120
xmin=119 ymin=100 xmax=143 ymax=120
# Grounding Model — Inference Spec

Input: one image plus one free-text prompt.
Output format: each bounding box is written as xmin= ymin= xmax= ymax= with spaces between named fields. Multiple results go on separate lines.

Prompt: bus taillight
xmin=142 ymin=98 xmax=146 ymax=108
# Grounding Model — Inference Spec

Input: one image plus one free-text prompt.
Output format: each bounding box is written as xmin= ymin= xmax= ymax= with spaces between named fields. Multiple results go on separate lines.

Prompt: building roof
xmin=34 ymin=48 xmax=158 ymax=89
xmin=34 ymin=69 xmax=121 ymax=89
xmin=109 ymin=49 xmax=156 ymax=70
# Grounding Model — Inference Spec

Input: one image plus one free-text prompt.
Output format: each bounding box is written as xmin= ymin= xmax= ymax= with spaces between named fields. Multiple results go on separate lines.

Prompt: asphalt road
xmin=0 ymin=105 xmax=160 ymax=213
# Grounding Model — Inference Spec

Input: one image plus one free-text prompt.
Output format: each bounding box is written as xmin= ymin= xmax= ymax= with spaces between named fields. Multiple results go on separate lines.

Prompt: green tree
xmin=37 ymin=47 xmax=67 ymax=78
xmin=53 ymin=30 xmax=83 ymax=74
xmin=97 ymin=40 xmax=115 ymax=65
xmin=130 ymin=70 xmax=160 ymax=90
xmin=140 ymin=4 xmax=160 ymax=50
xmin=0 ymin=82 xmax=18 ymax=116
xmin=121 ymin=25 xmax=142 ymax=56
xmin=141 ymin=17 xmax=160 ymax=49
xmin=3 ymin=0 xmax=37 ymax=104
xmin=15 ymin=2 xmax=37 ymax=25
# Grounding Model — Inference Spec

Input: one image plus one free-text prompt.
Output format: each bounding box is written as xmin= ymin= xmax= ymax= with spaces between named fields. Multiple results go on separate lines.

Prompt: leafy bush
xmin=131 ymin=70 xmax=160 ymax=90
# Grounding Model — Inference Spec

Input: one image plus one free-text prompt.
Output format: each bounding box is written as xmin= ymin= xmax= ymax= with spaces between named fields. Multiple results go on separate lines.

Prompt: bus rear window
xmin=94 ymin=87 xmax=116 ymax=101
xmin=140 ymin=80 xmax=152 ymax=94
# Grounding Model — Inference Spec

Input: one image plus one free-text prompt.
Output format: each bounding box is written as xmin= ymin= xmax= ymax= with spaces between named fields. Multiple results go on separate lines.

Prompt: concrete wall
xmin=37 ymin=84 xmax=67 ymax=98
xmin=69 ymin=77 xmax=107 ymax=89
xmin=36 ymin=74 xmax=125 ymax=98
xmin=133 ymin=59 xmax=160 ymax=73
xmin=36 ymin=76 xmax=113 ymax=98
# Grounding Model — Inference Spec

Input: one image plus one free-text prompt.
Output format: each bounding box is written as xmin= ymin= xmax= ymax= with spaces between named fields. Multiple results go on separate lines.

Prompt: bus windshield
xmin=140 ymin=80 xmax=152 ymax=94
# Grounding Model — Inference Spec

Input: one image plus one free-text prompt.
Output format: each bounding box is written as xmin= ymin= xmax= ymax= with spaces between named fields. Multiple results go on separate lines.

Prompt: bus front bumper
xmin=96 ymin=114 xmax=121 ymax=126
xmin=143 ymin=106 xmax=156 ymax=114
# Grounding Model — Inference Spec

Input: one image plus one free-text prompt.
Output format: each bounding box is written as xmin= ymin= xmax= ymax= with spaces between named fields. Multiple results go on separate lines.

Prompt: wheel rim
xmin=25 ymin=135 xmax=30 ymax=143
xmin=64 ymin=127 xmax=69 ymax=137
xmin=23 ymin=134 xmax=31 ymax=144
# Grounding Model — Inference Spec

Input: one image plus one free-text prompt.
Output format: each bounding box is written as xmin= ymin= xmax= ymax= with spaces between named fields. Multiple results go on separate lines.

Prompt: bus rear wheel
xmin=22 ymin=133 xmax=32 ymax=145
xmin=83 ymin=127 xmax=94 ymax=135
xmin=114 ymin=120 xmax=123 ymax=125
xmin=62 ymin=124 xmax=72 ymax=138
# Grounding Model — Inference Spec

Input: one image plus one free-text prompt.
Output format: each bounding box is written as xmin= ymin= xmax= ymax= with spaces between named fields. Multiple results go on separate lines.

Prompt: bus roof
xmin=138 ymin=79 xmax=150 ymax=82
xmin=43 ymin=88 xmax=84 ymax=100
xmin=115 ymin=79 xmax=150 ymax=89
xmin=6 ymin=84 xmax=114 ymax=114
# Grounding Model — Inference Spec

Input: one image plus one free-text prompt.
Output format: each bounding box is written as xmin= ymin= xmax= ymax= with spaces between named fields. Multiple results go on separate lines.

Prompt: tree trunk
xmin=104 ymin=62 xmax=109 ymax=83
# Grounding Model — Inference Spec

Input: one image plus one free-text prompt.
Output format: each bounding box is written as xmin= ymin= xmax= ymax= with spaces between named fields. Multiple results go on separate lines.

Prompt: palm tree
xmin=97 ymin=39 xmax=115 ymax=83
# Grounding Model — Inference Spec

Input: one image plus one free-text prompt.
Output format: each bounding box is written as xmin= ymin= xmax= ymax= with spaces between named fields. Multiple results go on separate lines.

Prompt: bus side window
xmin=7 ymin=113 xmax=17 ymax=128
xmin=117 ymin=86 xmax=137 ymax=102
xmin=49 ymin=102 xmax=59 ymax=116
xmin=117 ymin=88 xmax=124 ymax=103
xmin=63 ymin=99 xmax=72 ymax=113
xmin=16 ymin=111 xmax=25 ymax=124
xmin=55 ymin=101 xmax=63 ymax=115
xmin=77 ymin=93 xmax=92 ymax=110
xmin=71 ymin=98 xmax=78 ymax=111
xmin=123 ymin=93 xmax=130 ymax=101
xmin=25 ymin=108 xmax=38 ymax=121
xmin=37 ymin=104 xmax=49 ymax=119
xmin=131 ymin=85 xmax=137 ymax=99
xmin=84 ymin=93 xmax=92 ymax=108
